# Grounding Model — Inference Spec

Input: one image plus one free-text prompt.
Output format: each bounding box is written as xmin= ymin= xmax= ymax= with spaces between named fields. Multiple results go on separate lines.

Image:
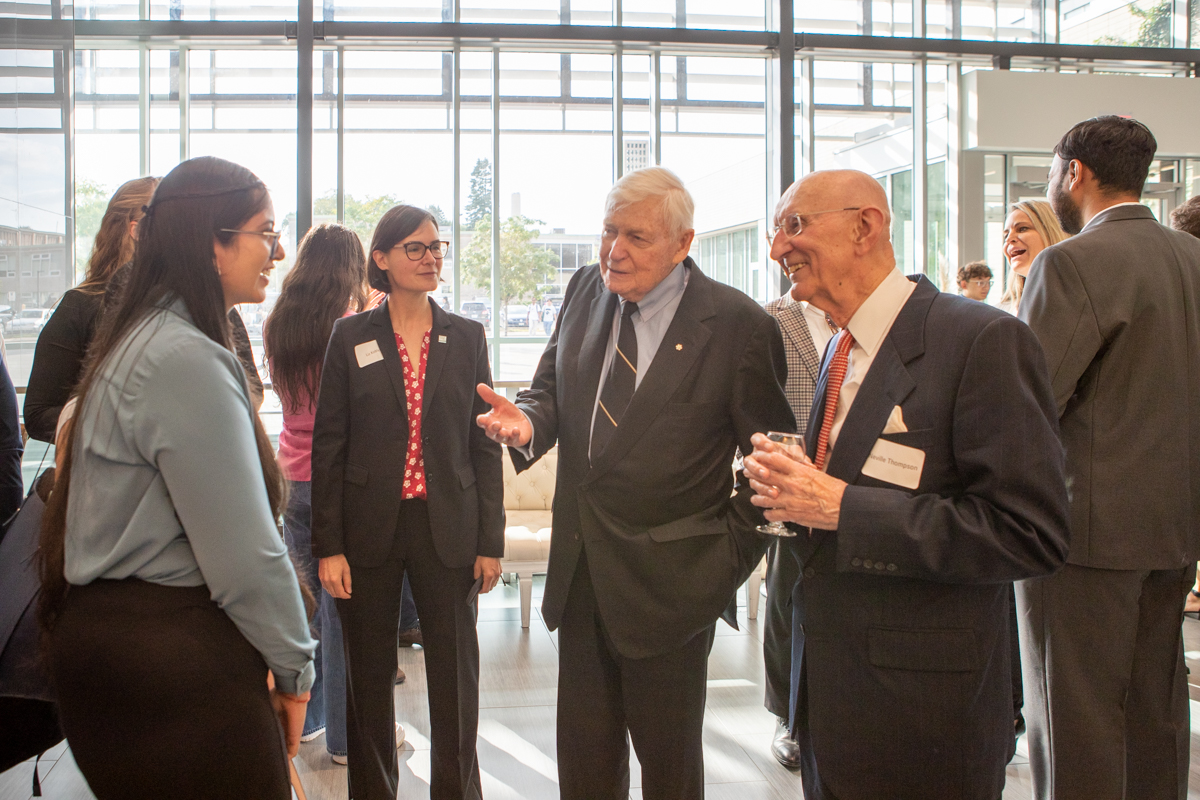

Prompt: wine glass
xmin=755 ymin=431 xmax=805 ymax=538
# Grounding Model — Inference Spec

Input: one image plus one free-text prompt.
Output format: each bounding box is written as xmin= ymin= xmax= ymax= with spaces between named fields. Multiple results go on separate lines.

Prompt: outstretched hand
xmin=475 ymin=384 xmax=533 ymax=447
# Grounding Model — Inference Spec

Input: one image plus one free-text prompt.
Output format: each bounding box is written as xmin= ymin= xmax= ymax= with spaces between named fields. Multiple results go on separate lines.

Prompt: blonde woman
xmin=999 ymin=199 xmax=1070 ymax=314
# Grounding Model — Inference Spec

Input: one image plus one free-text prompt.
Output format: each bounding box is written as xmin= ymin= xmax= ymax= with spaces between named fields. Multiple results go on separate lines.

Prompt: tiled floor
xmin=6 ymin=579 xmax=1200 ymax=800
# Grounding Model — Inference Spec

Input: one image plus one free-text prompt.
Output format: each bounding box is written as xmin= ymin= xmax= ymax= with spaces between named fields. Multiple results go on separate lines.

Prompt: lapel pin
xmin=438 ymin=335 xmax=447 ymax=343
xmin=675 ymin=343 xmax=683 ymax=351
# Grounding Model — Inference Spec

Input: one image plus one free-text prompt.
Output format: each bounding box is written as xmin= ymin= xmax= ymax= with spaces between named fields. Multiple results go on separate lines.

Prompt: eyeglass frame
xmin=392 ymin=240 xmax=451 ymax=261
xmin=768 ymin=207 xmax=863 ymax=241
xmin=219 ymin=228 xmax=283 ymax=256
xmin=967 ymin=278 xmax=993 ymax=288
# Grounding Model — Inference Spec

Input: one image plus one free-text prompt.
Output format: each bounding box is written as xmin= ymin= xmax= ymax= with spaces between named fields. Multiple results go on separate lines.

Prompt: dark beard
xmin=1050 ymin=181 xmax=1084 ymax=235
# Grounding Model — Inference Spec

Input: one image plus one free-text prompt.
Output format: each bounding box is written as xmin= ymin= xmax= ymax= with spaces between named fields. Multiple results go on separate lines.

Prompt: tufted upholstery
xmin=502 ymin=447 xmax=556 ymax=627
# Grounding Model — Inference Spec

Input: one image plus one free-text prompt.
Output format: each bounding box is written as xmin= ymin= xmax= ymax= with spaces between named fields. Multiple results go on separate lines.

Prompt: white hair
xmin=604 ymin=166 xmax=695 ymax=237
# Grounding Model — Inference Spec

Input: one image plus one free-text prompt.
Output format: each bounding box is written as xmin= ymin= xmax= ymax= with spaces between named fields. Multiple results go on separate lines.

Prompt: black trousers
xmin=557 ymin=551 xmax=715 ymax=800
xmin=337 ymin=499 xmax=482 ymax=800
xmin=763 ymin=539 xmax=798 ymax=720
xmin=47 ymin=579 xmax=290 ymax=800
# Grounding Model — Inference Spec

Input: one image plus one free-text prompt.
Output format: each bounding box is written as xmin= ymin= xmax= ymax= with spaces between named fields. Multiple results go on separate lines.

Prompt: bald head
xmin=769 ymin=169 xmax=897 ymax=327
xmin=777 ymin=169 xmax=892 ymax=231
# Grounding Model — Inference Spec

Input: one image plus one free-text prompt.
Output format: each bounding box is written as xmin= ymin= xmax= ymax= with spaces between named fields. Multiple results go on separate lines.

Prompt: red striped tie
xmin=814 ymin=331 xmax=855 ymax=470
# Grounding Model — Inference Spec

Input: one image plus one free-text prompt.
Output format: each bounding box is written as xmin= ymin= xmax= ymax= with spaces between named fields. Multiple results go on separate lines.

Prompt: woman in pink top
xmin=265 ymin=224 xmax=372 ymax=763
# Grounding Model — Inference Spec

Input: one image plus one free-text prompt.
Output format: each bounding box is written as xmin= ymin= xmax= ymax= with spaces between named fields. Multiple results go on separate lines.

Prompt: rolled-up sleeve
xmin=135 ymin=341 xmax=317 ymax=695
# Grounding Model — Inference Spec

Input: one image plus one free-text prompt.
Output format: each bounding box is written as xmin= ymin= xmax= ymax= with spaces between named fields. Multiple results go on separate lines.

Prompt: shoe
xmin=1185 ymin=589 xmax=1200 ymax=618
xmin=396 ymin=667 xmax=406 ymax=685
xmin=300 ymin=726 xmax=325 ymax=743
xmin=771 ymin=718 xmax=802 ymax=770
xmin=331 ymin=723 xmax=405 ymax=766
xmin=398 ymin=627 xmax=424 ymax=647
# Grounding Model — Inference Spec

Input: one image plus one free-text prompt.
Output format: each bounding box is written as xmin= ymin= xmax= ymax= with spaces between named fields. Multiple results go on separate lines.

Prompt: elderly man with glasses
xmin=476 ymin=167 xmax=794 ymax=800
xmin=744 ymin=169 xmax=1070 ymax=800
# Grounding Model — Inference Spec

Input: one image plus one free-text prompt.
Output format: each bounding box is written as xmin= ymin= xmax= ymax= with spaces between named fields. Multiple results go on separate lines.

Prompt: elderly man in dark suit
xmin=476 ymin=166 xmax=794 ymax=800
xmin=762 ymin=267 xmax=833 ymax=769
xmin=1017 ymin=116 xmax=1200 ymax=800
xmin=744 ymin=169 xmax=1070 ymax=799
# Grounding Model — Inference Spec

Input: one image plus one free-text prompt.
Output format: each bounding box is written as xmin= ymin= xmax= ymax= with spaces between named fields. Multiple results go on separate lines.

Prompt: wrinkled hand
xmin=743 ymin=432 xmax=847 ymax=531
xmin=319 ymin=554 xmax=352 ymax=599
xmin=475 ymin=384 xmax=533 ymax=447
xmin=474 ymin=556 xmax=503 ymax=594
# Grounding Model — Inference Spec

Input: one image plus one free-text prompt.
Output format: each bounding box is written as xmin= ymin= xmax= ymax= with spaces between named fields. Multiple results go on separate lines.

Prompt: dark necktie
xmin=591 ymin=300 xmax=638 ymax=459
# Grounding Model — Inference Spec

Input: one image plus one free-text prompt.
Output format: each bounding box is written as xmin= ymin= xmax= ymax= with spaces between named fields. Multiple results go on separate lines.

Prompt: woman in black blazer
xmin=311 ymin=204 xmax=503 ymax=800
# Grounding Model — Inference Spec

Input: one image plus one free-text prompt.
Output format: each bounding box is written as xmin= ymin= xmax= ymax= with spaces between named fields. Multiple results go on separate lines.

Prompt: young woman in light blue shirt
xmin=38 ymin=156 xmax=317 ymax=800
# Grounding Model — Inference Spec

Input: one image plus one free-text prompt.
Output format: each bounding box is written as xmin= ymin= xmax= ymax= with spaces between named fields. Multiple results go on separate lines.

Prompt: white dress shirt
xmin=825 ymin=268 xmax=916 ymax=455
xmin=800 ymin=299 xmax=836 ymax=356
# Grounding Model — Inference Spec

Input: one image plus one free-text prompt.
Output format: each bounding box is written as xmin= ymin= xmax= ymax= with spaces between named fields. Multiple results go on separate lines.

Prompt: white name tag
xmin=861 ymin=437 xmax=925 ymax=490
xmin=354 ymin=340 xmax=383 ymax=368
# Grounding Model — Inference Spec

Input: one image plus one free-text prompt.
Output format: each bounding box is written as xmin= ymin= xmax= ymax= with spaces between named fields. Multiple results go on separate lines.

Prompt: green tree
xmin=465 ymin=158 xmax=491 ymax=230
xmin=459 ymin=213 xmax=558 ymax=333
xmin=1096 ymin=0 xmax=1172 ymax=45
xmin=313 ymin=191 xmax=405 ymax=249
xmin=427 ymin=205 xmax=449 ymax=228
xmin=74 ymin=179 xmax=110 ymax=279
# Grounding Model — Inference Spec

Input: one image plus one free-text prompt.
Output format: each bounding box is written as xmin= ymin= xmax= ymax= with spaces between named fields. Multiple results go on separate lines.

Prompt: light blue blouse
xmin=64 ymin=298 xmax=316 ymax=695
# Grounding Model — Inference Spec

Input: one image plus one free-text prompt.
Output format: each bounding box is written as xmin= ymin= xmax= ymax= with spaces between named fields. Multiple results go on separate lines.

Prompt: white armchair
xmin=501 ymin=447 xmax=556 ymax=628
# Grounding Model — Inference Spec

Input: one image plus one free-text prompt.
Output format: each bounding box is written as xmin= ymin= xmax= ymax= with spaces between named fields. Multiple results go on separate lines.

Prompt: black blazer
xmin=511 ymin=260 xmax=795 ymax=660
xmin=310 ymin=299 xmax=504 ymax=569
xmin=790 ymin=276 xmax=1070 ymax=799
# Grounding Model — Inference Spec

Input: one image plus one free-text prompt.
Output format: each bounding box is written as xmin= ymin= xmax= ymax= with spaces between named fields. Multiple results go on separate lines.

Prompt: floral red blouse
xmin=395 ymin=331 xmax=430 ymax=500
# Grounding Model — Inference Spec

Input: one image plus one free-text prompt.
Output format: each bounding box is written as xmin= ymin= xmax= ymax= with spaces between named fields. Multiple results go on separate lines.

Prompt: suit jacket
xmin=793 ymin=276 xmax=1069 ymax=800
xmin=311 ymin=299 xmax=504 ymax=569
xmin=1020 ymin=204 xmax=1200 ymax=569
xmin=764 ymin=295 xmax=823 ymax=423
xmin=511 ymin=259 xmax=795 ymax=660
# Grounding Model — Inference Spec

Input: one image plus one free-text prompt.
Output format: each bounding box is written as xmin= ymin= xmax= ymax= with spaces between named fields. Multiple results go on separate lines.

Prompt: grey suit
xmin=1018 ymin=203 xmax=1200 ymax=799
xmin=762 ymin=295 xmax=824 ymax=719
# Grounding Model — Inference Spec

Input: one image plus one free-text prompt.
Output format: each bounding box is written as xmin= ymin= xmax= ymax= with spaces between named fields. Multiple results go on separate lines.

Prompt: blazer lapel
xmin=586 ymin=260 xmax=714 ymax=480
xmin=371 ymin=299 xmax=410 ymax=420
xmin=574 ymin=288 xmax=619 ymax=422
xmin=777 ymin=301 xmax=819 ymax=384
xmin=422 ymin=299 xmax=454 ymax=412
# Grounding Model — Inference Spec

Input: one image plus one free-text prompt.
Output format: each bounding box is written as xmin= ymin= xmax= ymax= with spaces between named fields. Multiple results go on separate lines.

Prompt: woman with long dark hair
xmin=311 ymin=204 xmax=504 ymax=800
xmin=23 ymin=176 xmax=158 ymax=443
xmin=38 ymin=156 xmax=316 ymax=799
xmin=265 ymin=223 xmax=376 ymax=764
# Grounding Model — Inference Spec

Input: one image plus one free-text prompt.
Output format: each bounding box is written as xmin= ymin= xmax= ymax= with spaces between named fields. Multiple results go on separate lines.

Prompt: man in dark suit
xmin=1017 ymin=116 xmax=1200 ymax=800
xmin=476 ymin=167 xmax=794 ymax=799
xmin=762 ymin=275 xmax=833 ymax=769
xmin=744 ymin=169 xmax=1070 ymax=799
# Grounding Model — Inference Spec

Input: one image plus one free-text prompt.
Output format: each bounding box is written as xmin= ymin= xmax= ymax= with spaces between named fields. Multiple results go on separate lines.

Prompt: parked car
xmin=0 ymin=306 xmax=13 ymax=328
xmin=7 ymin=308 xmax=53 ymax=335
xmin=460 ymin=301 xmax=491 ymax=325
xmin=505 ymin=304 xmax=528 ymax=328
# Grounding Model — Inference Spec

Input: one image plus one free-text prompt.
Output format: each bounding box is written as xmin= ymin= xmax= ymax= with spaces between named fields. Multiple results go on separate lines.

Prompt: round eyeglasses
xmin=396 ymin=241 xmax=450 ymax=261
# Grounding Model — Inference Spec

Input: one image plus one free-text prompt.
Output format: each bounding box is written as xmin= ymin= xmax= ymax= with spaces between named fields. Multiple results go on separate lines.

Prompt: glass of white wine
xmin=755 ymin=431 xmax=805 ymax=538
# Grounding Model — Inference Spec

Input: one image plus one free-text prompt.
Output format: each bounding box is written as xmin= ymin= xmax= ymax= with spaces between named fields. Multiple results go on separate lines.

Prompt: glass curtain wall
xmin=7 ymin=0 xmax=1200 ymax=396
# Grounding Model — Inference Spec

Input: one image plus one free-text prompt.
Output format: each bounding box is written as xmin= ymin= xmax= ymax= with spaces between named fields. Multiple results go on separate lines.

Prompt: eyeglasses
xmin=395 ymin=241 xmax=450 ymax=260
xmin=769 ymin=207 xmax=862 ymax=240
xmin=969 ymin=279 xmax=993 ymax=288
xmin=220 ymin=228 xmax=283 ymax=256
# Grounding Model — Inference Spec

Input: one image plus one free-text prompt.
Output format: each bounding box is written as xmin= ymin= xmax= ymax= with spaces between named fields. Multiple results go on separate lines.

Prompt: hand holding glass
xmin=755 ymin=431 xmax=807 ymax=537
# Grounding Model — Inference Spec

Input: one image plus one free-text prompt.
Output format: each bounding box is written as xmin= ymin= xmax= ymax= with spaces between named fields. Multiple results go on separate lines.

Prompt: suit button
xmin=875 ymin=563 xmax=885 ymax=571
xmin=803 ymin=567 xmax=815 ymax=578
xmin=862 ymin=560 xmax=874 ymax=569
xmin=887 ymin=563 xmax=897 ymax=571
xmin=851 ymin=558 xmax=862 ymax=567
